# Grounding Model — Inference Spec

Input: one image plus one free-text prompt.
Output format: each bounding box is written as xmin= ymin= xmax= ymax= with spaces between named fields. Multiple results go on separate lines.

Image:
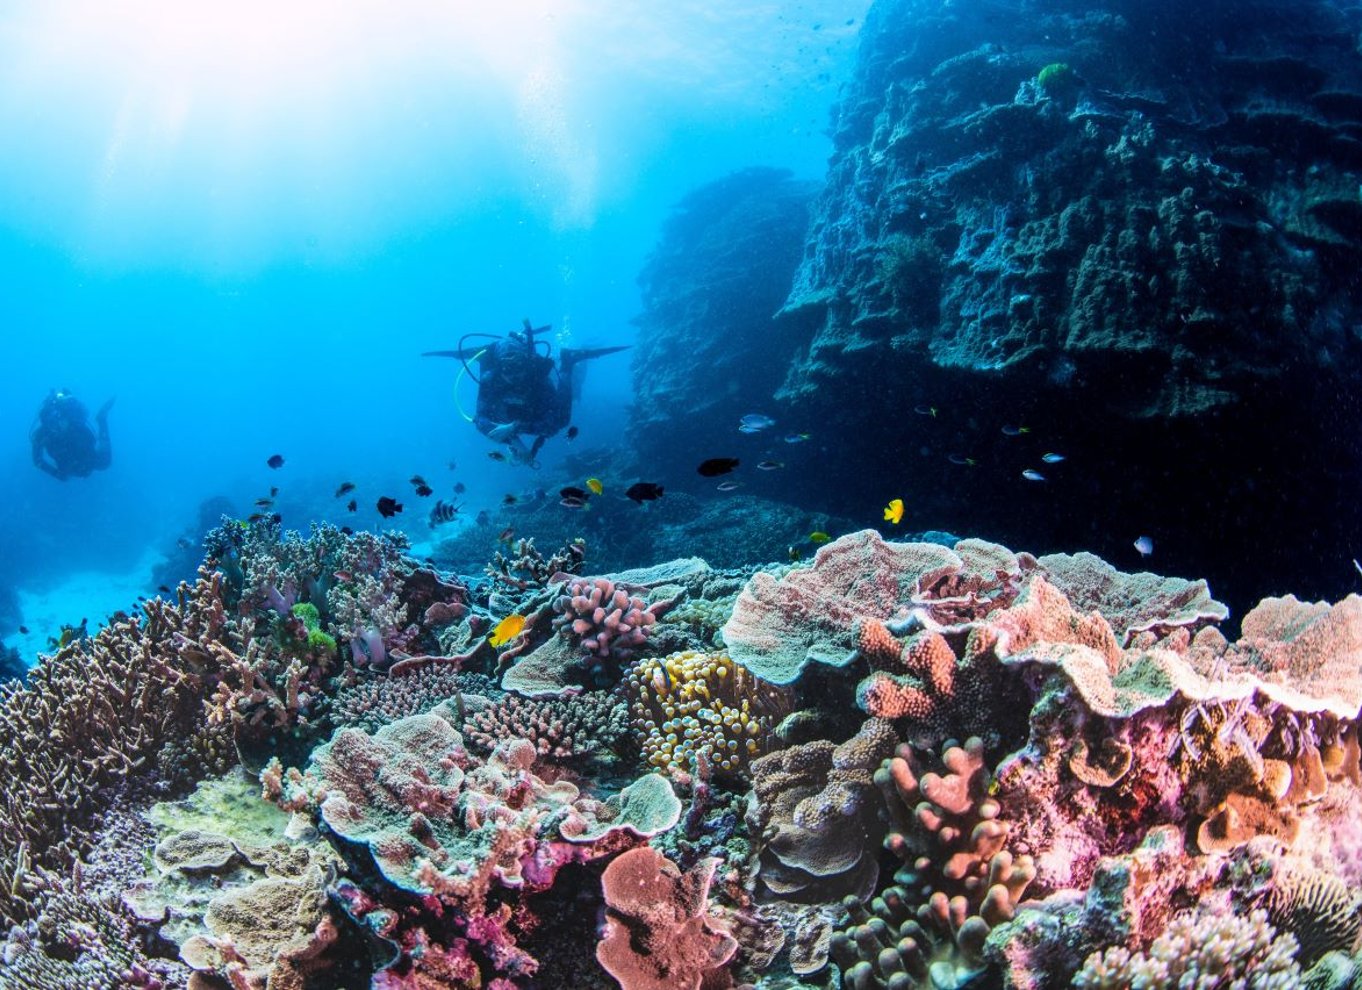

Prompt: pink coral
xmin=597 ymin=846 xmax=737 ymax=990
xmin=554 ymin=576 xmax=661 ymax=660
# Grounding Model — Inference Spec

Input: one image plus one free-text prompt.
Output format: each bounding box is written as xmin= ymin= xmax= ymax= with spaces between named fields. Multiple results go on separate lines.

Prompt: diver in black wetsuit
xmin=30 ymin=389 xmax=114 ymax=480
xmin=424 ymin=320 xmax=628 ymax=467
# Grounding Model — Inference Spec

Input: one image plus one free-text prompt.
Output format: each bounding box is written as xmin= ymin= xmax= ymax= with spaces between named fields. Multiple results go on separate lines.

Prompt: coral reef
xmin=6 ymin=521 xmax=1362 ymax=989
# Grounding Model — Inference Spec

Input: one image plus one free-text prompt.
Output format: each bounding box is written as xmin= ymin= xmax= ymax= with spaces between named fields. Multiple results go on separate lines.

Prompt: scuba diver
xmin=30 ymin=389 xmax=114 ymax=480
xmin=423 ymin=319 xmax=628 ymax=467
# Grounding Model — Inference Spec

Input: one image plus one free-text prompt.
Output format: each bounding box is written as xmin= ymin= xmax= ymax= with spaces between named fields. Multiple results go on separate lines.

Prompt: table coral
xmin=625 ymin=649 xmax=787 ymax=778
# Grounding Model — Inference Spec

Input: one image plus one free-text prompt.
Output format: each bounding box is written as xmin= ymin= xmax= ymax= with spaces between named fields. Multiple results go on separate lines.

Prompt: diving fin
xmin=559 ymin=344 xmax=631 ymax=369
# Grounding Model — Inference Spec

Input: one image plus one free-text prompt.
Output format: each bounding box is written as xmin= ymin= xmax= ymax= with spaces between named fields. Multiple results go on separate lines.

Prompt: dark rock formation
xmin=631 ymin=168 xmax=818 ymax=478
xmin=634 ymin=0 xmax=1362 ymax=618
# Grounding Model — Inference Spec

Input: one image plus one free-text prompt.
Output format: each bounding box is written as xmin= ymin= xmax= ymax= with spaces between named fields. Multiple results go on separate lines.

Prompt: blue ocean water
xmin=0 ymin=2 xmax=869 ymax=662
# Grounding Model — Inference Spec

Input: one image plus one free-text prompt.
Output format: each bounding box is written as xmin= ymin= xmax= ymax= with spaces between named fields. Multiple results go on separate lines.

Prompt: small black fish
xmin=410 ymin=474 xmax=427 ymax=486
xmin=414 ymin=483 xmax=433 ymax=497
xmin=697 ymin=457 xmax=740 ymax=477
xmin=335 ymin=482 xmax=356 ymax=498
xmin=266 ymin=454 xmax=285 ymax=469
xmin=560 ymin=486 xmax=589 ymax=500
xmin=453 ymin=482 xmax=466 ymax=495
xmin=377 ymin=496 xmax=403 ymax=518
xmin=157 ymin=585 xmax=171 ymax=593
xmin=17 ymin=625 xmax=28 ymax=635
xmin=248 ymin=512 xmax=269 ymax=523
xmin=447 ymin=460 xmax=457 ymax=471
xmin=626 ymin=482 xmax=664 ymax=504
xmin=488 ymin=451 xmax=507 ymax=462
xmin=340 ymin=525 xmax=354 ymax=535
xmin=560 ymin=496 xmax=587 ymax=509
xmin=503 ymin=494 xmax=518 ymax=506
xmin=346 ymin=499 xmax=358 ymax=512
xmin=269 ymin=486 xmax=279 ymax=497
xmin=566 ymin=425 xmax=579 ymax=440
xmin=429 ymin=499 xmax=460 ymax=528
xmin=254 ymin=497 xmax=274 ymax=508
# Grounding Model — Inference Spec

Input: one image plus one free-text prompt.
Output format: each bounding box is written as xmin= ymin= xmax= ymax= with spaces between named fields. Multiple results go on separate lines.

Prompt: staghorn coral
xmin=0 ymin=570 xmax=232 ymax=927
xmin=0 ymin=889 xmax=167 ymax=990
xmin=1074 ymin=907 xmax=1300 ymax=989
xmin=486 ymin=536 xmax=587 ymax=598
xmin=625 ymin=650 xmax=788 ymax=779
xmin=463 ymin=691 xmax=630 ymax=763
xmin=596 ymin=846 xmax=738 ymax=990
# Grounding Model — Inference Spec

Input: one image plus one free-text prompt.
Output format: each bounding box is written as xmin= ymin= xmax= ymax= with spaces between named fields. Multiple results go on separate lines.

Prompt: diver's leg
xmin=93 ymin=403 xmax=112 ymax=470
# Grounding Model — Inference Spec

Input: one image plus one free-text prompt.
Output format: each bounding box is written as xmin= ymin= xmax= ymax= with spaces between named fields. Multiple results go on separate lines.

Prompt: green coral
xmin=1037 ymin=61 xmax=1076 ymax=96
xmin=290 ymin=601 xmax=337 ymax=653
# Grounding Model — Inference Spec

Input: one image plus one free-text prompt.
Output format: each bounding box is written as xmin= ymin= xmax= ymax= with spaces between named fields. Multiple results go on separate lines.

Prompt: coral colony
xmin=3 ymin=521 xmax=1362 ymax=988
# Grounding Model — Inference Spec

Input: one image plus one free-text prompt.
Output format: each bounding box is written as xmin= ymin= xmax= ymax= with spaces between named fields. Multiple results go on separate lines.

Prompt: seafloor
xmin=1 ymin=518 xmax=1359 ymax=988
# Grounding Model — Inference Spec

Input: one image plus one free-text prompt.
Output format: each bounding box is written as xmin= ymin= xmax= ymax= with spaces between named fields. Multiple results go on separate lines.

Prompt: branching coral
xmin=842 ymin=737 xmax=1036 ymax=989
xmin=486 ymin=536 xmax=587 ymax=596
xmin=0 ymin=571 xmax=232 ymax=927
xmin=463 ymin=691 xmax=630 ymax=763
xmin=554 ymin=576 xmax=663 ymax=662
xmin=1074 ymin=907 xmax=1300 ymax=988
xmin=329 ymin=665 xmax=484 ymax=732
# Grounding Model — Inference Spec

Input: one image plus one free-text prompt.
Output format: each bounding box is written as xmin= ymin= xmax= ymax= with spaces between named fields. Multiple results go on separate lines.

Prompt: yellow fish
xmin=809 ymin=531 xmax=831 ymax=544
xmin=488 ymin=614 xmax=526 ymax=647
xmin=586 ymin=477 xmax=604 ymax=495
xmin=883 ymin=498 xmax=904 ymax=525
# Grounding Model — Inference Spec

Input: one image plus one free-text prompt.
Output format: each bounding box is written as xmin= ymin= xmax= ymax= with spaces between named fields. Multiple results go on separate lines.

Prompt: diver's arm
xmin=31 ymin=439 xmax=63 ymax=479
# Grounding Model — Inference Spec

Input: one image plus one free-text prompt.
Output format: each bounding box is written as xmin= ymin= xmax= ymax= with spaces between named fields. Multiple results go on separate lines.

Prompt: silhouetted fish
xmin=335 ymin=482 xmax=356 ymax=497
xmin=626 ymin=482 xmax=664 ymax=503
xmin=698 ymin=457 xmax=740 ymax=477
xmin=346 ymin=499 xmax=358 ymax=512
xmin=267 ymin=454 xmax=285 ymax=469
xmin=566 ymin=425 xmax=579 ymax=440
xmin=561 ymin=486 xmax=589 ymax=500
xmin=414 ymin=483 xmax=433 ymax=497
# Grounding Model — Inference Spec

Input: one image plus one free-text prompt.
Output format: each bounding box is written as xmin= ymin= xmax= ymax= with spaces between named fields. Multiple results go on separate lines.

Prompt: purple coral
xmin=553 ymin=577 xmax=659 ymax=660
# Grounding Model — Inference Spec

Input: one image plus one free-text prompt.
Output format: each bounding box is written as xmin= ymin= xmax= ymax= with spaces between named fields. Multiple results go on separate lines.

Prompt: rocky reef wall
xmin=634 ymin=0 xmax=1362 ymax=616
